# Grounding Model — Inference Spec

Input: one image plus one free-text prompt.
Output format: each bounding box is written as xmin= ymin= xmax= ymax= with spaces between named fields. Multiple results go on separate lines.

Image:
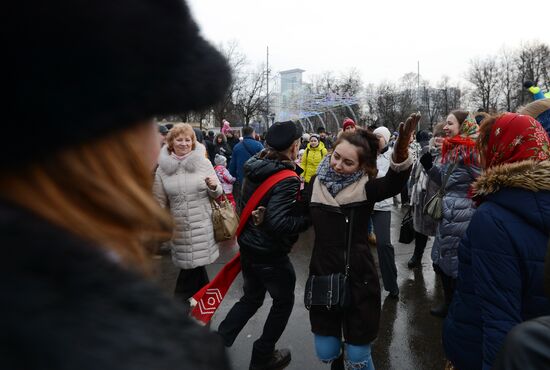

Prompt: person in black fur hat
xmin=2 ymin=1 xmax=231 ymax=369
xmin=217 ymin=120 xmax=310 ymax=370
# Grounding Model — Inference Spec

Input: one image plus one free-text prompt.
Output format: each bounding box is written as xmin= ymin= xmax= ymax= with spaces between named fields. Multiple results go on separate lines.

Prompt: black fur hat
xmin=7 ymin=0 xmax=231 ymax=169
xmin=266 ymin=121 xmax=303 ymax=151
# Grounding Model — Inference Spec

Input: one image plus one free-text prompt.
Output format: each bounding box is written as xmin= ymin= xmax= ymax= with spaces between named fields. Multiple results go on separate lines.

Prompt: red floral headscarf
xmin=442 ymin=112 xmax=479 ymax=165
xmin=484 ymin=113 xmax=550 ymax=168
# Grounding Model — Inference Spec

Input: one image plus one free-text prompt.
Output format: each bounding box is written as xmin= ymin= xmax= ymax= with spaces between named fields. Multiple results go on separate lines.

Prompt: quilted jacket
xmin=153 ymin=144 xmax=223 ymax=269
xmin=428 ymin=156 xmax=480 ymax=278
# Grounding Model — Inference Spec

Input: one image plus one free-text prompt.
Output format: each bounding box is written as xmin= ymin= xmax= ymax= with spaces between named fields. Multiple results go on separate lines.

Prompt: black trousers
xmin=372 ymin=210 xmax=399 ymax=294
xmin=174 ymin=266 xmax=209 ymax=306
xmin=433 ymin=264 xmax=456 ymax=304
xmin=218 ymin=255 xmax=296 ymax=360
xmin=413 ymin=231 xmax=429 ymax=258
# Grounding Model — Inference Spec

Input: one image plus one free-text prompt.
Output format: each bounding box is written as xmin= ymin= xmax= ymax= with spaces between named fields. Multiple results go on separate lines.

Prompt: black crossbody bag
xmin=304 ymin=209 xmax=354 ymax=310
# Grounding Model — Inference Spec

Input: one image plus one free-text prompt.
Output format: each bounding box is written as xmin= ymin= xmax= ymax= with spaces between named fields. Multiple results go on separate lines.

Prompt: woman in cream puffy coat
xmin=154 ymin=123 xmax=223 ymax=305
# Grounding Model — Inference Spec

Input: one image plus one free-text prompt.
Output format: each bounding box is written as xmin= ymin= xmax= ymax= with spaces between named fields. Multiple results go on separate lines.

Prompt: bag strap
xmin=440 ymin=163 xmax=458 ymax=194
xmin=344 ymin=209 xmax=355 ymax=278
xmin=235 ymin=169 xmax=299 ymax=237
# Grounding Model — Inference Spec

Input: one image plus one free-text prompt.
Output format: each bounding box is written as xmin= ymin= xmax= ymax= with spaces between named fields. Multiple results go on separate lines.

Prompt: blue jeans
xmin=315 ymin=335 xmax=375 ymax=370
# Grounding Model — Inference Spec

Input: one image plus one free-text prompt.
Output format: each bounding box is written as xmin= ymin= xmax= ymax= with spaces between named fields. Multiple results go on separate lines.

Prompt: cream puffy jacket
xmin=153 ymin=144 xmax=223 ymax=269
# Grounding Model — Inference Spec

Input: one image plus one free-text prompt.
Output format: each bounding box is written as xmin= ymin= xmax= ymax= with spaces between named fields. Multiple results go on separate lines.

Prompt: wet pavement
xmin=153 ymin=206 xmax=446 ymax=370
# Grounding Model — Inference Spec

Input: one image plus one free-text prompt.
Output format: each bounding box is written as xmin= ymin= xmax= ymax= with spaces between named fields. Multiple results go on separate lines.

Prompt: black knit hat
xmin=6 ymin=0 xmax=231 ymax=169
xmin=266 ymin=121 xmax=303 ymax=151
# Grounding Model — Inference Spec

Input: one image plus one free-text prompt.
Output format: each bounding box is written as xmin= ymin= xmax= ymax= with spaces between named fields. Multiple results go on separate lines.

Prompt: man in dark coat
xmin=217 ymin=121 xmax=310 ymax=370
xmin=228 ymin=126 xmax=264 ymax=206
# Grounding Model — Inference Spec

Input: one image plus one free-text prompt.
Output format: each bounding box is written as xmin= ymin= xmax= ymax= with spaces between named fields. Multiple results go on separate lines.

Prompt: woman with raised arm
xmin=307 ymin=113 xmax=420 ymax=370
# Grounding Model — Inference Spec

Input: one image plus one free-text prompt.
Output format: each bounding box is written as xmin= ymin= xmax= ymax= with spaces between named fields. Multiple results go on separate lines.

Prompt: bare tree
xmin=468 ymin=57 xmax=500 ymax=112
xmin=212 ymin=40 xmax=248 ymax=126
xmin=516 ymin=41 xmax=550 ymax=105
xmin=375 ymin=82 xmax=400 ymax=131
xmin=338 ymin=68 xmax=363 ymax=97
xmin=497 ymin=48 xmax=518 ymax=112
xmin=234 ymin=64 xmax=268 ymax=126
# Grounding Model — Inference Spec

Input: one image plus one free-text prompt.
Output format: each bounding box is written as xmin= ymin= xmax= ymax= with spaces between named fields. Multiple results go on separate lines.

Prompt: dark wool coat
xmin=308 ymin=156 xmax=413 ymax=345
xmin=443 ymin=160 xmax=550 ymax=370
xmin=0 ymin=202 xmax=230 ymax=370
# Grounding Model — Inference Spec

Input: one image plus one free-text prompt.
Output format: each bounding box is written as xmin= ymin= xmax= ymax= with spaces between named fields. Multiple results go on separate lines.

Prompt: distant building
xmin=280 ymin=68 xmax=305 ymax=96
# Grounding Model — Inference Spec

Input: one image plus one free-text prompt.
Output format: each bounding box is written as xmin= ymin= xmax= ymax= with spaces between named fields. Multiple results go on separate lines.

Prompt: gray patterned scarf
xmin=316 ymin=155 xmax=363 ymax=197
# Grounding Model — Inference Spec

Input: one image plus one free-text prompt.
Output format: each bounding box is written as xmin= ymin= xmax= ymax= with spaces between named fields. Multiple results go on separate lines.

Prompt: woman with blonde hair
xmin=154 ymin=123 xmax=223 ymax=306
xmin=2 ymin=0 xmax=231 ymax=368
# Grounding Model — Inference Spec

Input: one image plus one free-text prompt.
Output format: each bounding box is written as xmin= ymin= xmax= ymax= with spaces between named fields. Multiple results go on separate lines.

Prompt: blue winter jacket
xmin=228 ymin=136 xmax=264 ymax=183
xmin=443 ymin=160 xmax=550 ymax=370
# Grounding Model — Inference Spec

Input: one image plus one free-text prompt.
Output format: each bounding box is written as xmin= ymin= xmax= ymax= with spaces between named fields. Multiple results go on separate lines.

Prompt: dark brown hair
xmin=449 ymin=110 xmax=469 ymax=125
xmin=334 ymin=128 xmax=379 ymax=178
xmin=476 ymin=113 xmax=506 ymax=165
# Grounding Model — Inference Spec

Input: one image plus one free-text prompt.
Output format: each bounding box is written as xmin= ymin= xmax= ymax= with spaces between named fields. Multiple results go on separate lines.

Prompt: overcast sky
xmin=187 ymin=0 xmax=548 ymax=88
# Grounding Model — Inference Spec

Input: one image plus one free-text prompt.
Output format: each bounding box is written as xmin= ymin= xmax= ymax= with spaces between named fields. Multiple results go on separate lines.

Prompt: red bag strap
xmin=235 ymin=169 xmax=299 ymax=237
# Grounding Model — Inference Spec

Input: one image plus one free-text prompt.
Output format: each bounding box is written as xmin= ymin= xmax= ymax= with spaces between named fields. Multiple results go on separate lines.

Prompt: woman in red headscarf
xmin=442 ymin=113 xmax=550 ymax=370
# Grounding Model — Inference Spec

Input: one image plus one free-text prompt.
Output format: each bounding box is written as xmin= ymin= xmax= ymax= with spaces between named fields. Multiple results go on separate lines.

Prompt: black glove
xmin=420 ymin=152 xmax=434 ymax=171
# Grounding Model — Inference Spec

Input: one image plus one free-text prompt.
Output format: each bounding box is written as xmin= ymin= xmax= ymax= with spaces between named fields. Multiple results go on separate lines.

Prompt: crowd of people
xmin=5 ymin=1 xmax=550 ymax=370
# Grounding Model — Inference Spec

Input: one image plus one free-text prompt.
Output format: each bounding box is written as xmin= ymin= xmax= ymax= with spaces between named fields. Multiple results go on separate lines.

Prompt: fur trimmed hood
xmin=472 ymin=160 xmax=550 ymax=197
xmin=157 ymin=143 xmax=209 ymax=176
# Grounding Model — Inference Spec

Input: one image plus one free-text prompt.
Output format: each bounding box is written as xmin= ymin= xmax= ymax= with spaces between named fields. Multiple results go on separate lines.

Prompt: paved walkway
xmin=154 ymin=206 xmax=446 ymax=370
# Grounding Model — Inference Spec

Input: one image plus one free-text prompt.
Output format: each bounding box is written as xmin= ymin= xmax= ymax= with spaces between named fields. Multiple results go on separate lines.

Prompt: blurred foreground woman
xmin=1 ymin=0 xmax=232 ymax=369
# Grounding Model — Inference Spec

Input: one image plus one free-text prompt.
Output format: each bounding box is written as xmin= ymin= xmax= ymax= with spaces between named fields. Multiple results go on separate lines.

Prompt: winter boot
xmin=249 ymin=348 xmax=291 ymax=370
xmin=430 ymin=272 xmax=455 ymax=318
xmin=408 ymin=232 xmax=428 ymax=268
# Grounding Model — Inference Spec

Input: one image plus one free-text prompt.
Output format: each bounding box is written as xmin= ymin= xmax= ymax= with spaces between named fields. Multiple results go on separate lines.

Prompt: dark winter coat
xmin=214 ymin=141 xmax=233 ymax=165
xmin=308 ymin=155 xmax=413 ymax=344
xmin=428 ymin=156 xmax=480 ymax=278
xmin=443 ymin=160 xmax=550 ymax=370
xmin=228 ymin=137 xmax=264 ymax=183
xmin=238 ymin=152 xmax=310 ymax=263
xmin=0 ymin=201 xmax=229 ymax=370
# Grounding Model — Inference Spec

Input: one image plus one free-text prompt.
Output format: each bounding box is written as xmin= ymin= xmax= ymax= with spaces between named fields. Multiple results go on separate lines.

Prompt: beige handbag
xmin=210 ymin=195 xmax=239 ymax=242
xmin=423 ymin=163 xmax=457 ymax=221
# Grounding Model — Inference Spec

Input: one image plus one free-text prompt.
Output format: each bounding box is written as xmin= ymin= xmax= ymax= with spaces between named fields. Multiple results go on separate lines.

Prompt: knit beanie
xmin=214 ymin=154 xmax=227 ymax=166
xmin=266 ymin=121 xmax=303 ymax=151
xmin=342 ymin=118 xmax=356 ymax=131
xmin=6 ymin=0 xmax=231 ymax=170
xmin=373 ymin=127 xmax=391 ymax=146
xmin=158 ymin=125 xmax=169 ymax=135
xmin=416 ymin=130 xmax=431 ymax=145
